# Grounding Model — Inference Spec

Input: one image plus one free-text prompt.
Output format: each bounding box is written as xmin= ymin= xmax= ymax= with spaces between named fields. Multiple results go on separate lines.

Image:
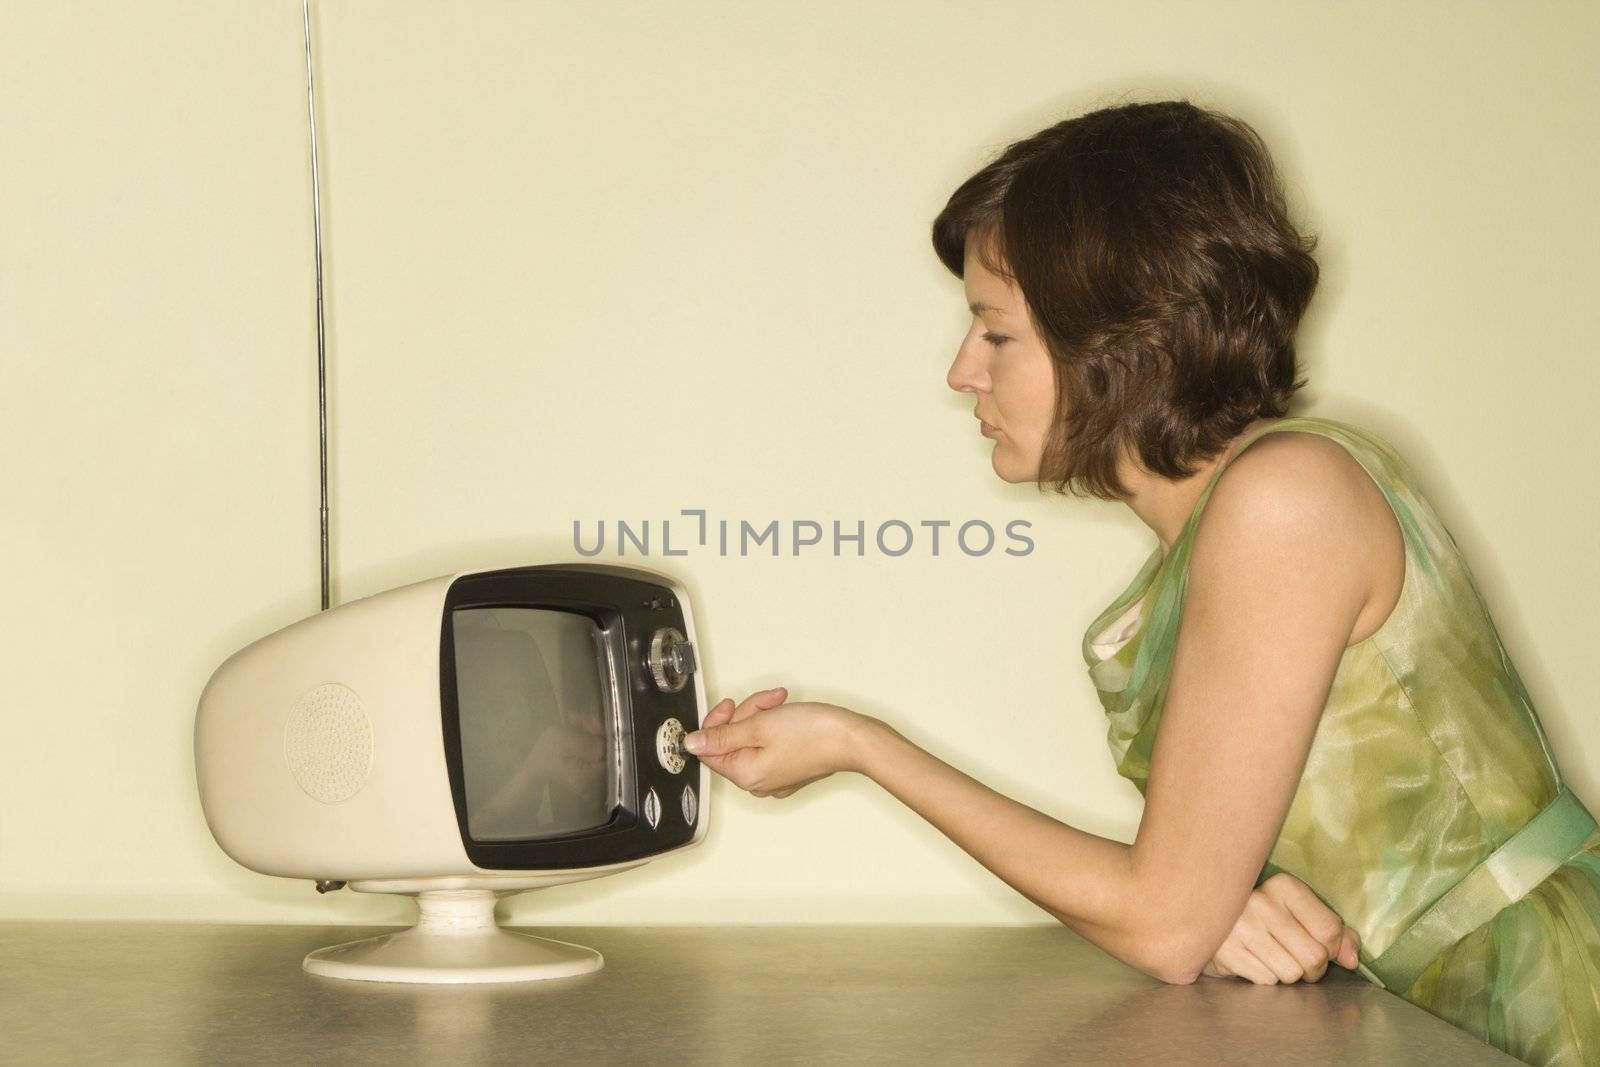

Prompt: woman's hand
xmin=684 ymin=688 xmax=864 ymax=798
xmin=1202 ymin=872 xmax=1361 ymax=984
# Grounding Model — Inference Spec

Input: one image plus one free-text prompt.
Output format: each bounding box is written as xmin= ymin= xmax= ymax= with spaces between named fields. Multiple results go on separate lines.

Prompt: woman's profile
xmin=681 ymin=99 xmax=1600 ymax=1067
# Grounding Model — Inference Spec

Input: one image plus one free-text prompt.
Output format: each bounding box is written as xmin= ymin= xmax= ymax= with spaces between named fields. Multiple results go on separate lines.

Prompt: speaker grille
xmin=283 ymin=682 xmax=373 ymax=803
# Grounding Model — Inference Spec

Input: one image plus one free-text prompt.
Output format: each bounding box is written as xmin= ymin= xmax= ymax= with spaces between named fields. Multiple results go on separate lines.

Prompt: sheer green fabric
xmin=1080 ymin=415 xmax=1600 ymax=1066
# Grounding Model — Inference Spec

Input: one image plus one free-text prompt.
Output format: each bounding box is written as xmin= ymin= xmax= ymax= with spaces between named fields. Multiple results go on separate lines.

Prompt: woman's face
xmin=947 ymin=237 xmax=1058 ymax=483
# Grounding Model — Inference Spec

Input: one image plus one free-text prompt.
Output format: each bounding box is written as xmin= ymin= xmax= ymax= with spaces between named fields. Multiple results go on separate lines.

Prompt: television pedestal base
xmin=302 ymin=888 xmax=603 ymax=984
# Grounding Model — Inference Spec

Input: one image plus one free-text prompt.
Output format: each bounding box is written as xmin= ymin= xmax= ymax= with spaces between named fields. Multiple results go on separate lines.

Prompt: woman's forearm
xmin=850 ymin=714 xmax=1184 ymax=981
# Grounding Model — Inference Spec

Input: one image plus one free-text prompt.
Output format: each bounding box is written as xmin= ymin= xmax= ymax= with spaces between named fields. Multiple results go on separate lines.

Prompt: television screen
xmin=451 ymin=607 xmax=620 ymax=841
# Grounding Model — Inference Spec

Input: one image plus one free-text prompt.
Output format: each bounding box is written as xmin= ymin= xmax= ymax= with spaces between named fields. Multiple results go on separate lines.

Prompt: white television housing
xmin=195 ymin=562 xmax=709 ymax=983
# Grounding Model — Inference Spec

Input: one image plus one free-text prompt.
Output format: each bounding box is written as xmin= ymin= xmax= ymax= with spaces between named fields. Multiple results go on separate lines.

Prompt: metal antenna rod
xmin=301 ymin=0 xmax=331 ymax=611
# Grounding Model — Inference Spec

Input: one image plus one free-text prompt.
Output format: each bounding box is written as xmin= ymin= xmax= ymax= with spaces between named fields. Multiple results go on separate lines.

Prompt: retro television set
xmin=195 ymin=562 xmax=708 ymax=984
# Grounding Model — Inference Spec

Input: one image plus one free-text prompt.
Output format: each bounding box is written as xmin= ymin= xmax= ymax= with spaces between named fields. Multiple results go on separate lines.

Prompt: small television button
xmin=656 ymin=718 xmax=687 ymax=774
xmin=681 ymin=785 xmax=697 ymax=827
xmin=644 ymin=787 xmax=661 ymax=829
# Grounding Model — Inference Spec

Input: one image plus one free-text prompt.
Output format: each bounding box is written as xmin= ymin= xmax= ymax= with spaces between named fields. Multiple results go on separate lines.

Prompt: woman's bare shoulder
xmin=1198 ymin=431 xmax=1405 ymax=647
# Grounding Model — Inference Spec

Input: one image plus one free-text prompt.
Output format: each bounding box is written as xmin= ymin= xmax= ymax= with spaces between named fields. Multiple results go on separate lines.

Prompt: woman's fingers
xmin=700 ymin=689 xmax=786 ymax=733
xmin=1206 ymin=875 xmax=1357 ymax=986
xmin=1336 ymin=925 xmax=1361 ymax=969
xmin=1209 ymin=940 xmax=1275 ymax=985
xmin=1265 ymin=873 xmax=1345 ymax=960
xmin=1237 ymin=920 xmax=1314 ymax=983
xmin=1274 ymin=924 xmax=1331 ymax=982
xmin=1222 ymin=889 xmax=1323 ymax=983
xmin=701 ymin=697 xmax=737 ymax=729
xmin=732 ymin=686 xmax=788 ymax=722
xmin=1260 ymin=894 xmax=1334 ymax=981
xmin=696 ymin=688 xmax=786 ymax=746
xmin=684 ymin=715 xmax=760 ymax=757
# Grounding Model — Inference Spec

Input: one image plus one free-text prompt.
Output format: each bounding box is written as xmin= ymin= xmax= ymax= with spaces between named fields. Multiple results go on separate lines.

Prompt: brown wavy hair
xmin=931 ymin=99 xmax=1319 ymax=500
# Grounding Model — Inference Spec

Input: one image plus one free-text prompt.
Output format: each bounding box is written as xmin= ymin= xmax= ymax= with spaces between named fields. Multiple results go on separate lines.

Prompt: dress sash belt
xmin=1361 ymin=784 xmax=1599 ymax=993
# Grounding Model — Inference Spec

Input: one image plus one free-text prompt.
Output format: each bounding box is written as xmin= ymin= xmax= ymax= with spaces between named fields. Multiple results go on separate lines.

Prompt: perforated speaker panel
xmin=283 ymin=682 xmax=373 ymax=803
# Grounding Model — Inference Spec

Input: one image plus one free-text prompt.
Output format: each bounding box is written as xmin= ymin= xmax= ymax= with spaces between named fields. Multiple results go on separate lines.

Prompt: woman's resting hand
xmin=1203 ymin=871 xmax=1361 ymax=984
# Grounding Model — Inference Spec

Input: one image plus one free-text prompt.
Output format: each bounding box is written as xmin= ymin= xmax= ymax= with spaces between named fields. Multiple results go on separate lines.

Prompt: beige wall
xmin=3 ymin=0 xmax=1595 ymax=925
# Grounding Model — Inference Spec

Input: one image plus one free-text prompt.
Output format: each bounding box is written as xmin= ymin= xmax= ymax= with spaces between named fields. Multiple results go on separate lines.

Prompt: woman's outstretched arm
xmin=869 ymin=438 xmax=1385 ymax=981
xmin=850 ymin=714 xmax=1167 ymax=969
xmin=690 ymin=435 xmax=1392 ymax=984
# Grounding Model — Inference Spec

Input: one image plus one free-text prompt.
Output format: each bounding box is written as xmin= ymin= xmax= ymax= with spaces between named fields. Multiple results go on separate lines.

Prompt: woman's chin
xmin=989 ymin=447 xmax=1033 ymax=484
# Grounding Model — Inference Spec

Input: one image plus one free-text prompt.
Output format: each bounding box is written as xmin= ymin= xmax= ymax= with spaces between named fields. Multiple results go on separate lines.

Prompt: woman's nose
xmin=947 ymin=340 xmax=989 ymax=394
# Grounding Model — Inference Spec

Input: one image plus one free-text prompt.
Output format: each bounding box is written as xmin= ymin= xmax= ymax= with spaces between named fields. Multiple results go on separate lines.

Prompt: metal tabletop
xmin=0 ymin=921 xmax=1519 ymax=1065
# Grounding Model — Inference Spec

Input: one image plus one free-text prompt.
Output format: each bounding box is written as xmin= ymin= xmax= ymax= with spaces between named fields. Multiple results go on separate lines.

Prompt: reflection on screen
xmin=452 ymin=607 xmax=617 ymax=841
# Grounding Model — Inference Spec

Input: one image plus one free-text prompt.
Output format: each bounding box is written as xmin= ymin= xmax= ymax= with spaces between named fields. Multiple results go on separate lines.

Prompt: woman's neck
xmin=1118 ymin=416 xmax=1286 ymax=556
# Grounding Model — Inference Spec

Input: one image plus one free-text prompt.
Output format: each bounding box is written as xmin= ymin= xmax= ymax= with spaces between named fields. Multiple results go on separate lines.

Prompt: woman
xmin=681 ymin=100 xmax=1600 ymax=1066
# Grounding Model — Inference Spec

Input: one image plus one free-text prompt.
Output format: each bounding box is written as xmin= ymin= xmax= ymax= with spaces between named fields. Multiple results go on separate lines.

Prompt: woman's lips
xmin=980 ymin=420 xmax=997 ymax=438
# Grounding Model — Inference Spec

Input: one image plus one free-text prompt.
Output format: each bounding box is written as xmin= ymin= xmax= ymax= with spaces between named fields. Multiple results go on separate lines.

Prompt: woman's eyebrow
xmin=968 ymin=300 xmax=1009 ymax=316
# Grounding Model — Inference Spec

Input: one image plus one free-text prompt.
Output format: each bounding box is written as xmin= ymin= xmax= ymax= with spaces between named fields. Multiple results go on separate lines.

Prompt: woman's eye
xmin=983 ymin=332 xmax=1009 ymax=347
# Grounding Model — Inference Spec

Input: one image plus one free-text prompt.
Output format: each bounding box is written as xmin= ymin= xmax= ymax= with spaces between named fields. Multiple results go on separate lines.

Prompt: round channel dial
xmin=647 ymin=626 xmax=697 ymax=693
xmin=656 ymin=718 xmax=687 ymax=774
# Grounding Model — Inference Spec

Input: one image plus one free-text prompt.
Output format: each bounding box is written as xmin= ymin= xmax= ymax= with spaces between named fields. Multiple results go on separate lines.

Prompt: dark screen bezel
xmin=439 ymin=566 xmax=699 ymax=869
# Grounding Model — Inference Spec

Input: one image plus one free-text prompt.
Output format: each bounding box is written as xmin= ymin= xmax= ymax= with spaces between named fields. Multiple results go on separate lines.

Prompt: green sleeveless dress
xmin=1080 ymin=415 xmax=1600 ymax=1067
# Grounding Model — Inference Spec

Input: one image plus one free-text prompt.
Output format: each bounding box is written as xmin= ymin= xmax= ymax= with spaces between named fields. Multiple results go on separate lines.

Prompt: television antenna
xmin=301 ymin=0 xmax=332 ymax=611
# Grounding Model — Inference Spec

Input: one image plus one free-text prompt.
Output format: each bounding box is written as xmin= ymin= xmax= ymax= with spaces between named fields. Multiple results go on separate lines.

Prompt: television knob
xmin=656 ymin=718 xmax=687 ymax=774
xmin=643 ymin=787 xmax=661 ymax=829
xmin=647 ymin=627 xmax=696 ymax=692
